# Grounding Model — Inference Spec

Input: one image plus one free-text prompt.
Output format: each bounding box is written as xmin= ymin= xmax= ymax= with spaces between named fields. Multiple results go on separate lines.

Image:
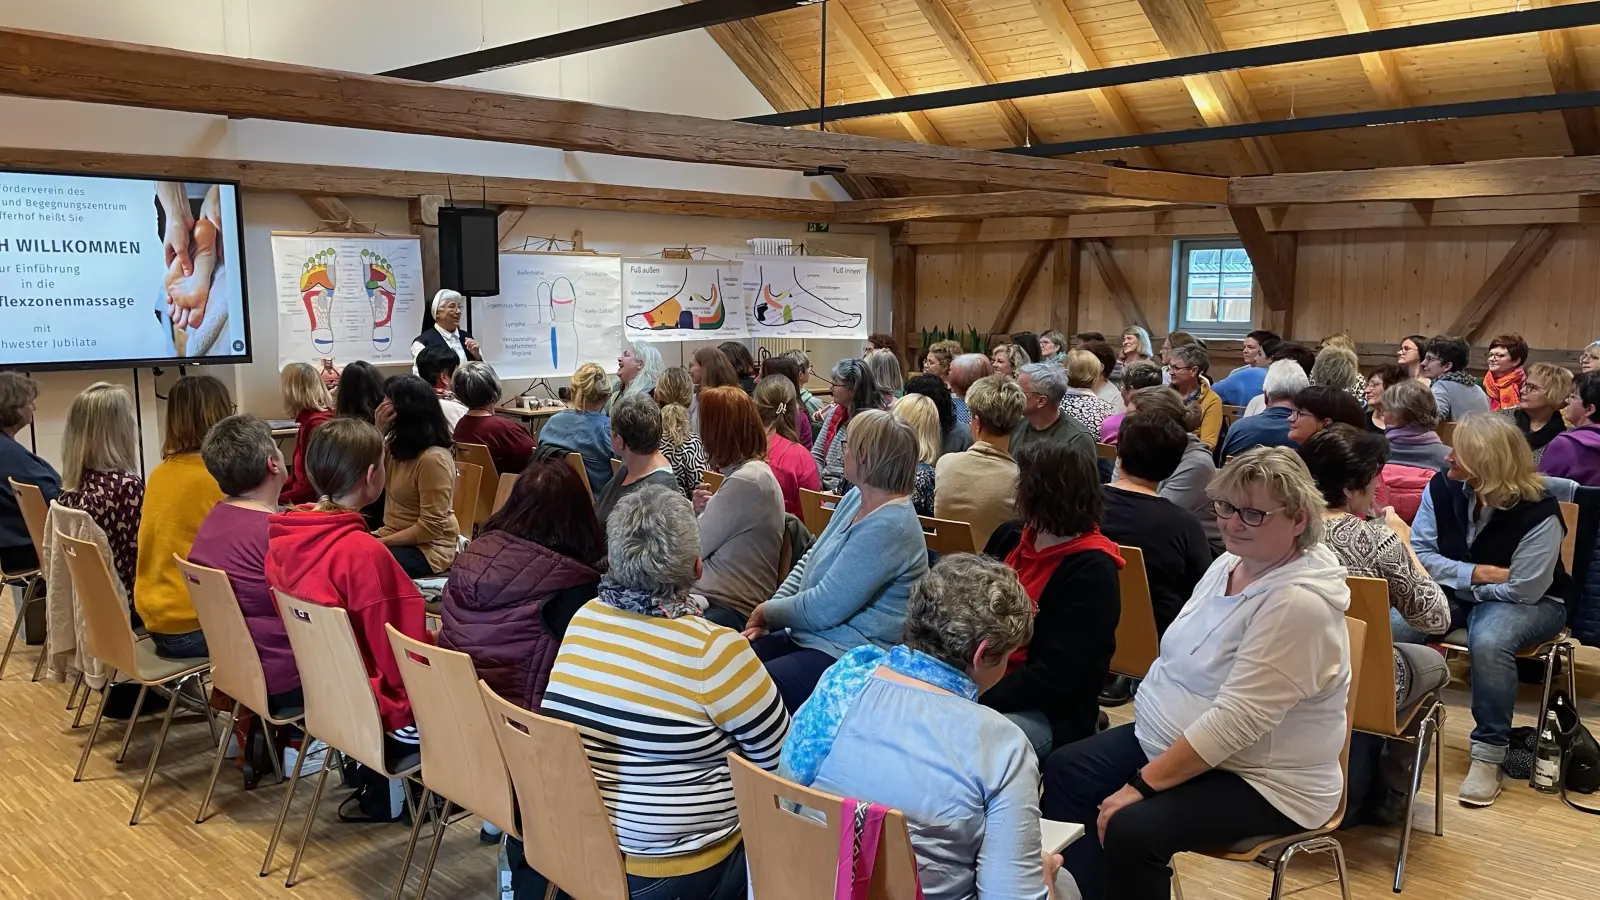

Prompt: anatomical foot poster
xmin=623 ymin=259 xmax=747 ymax=341
xmin=271 ymin=233 xmax=421 ymax=369
xmin=476 ymin=251 xmax=623 ymax=379
xmin=741 ymin=256 xmax=868 ymax=339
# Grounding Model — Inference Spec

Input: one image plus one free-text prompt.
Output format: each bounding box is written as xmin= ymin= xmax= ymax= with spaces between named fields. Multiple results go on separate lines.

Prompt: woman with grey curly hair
xmin=780 ymin=553 xmax=1074 ymax=900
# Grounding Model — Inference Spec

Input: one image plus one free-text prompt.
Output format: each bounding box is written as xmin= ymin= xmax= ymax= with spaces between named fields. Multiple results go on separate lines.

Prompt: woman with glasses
xmin=1483 ymin=333 xmax=1529 ymax=411
xmin=1285 ymin=385 xmax=1366 ymax=447
xmin=1166 ymin=343 xmax=1222 ymax=451
xmin=812 ymin=358 xmax=880 ymax=494
xmin=1042 ymin=447 xmax=1352 ymax=900
xmin=1505 ymin=363 xmax=1571 ymax=466
xmin=1582 ymin=341 xmax=1600 ymax=374
xmin=1538 ymin=370 xmax=1600 ymax=486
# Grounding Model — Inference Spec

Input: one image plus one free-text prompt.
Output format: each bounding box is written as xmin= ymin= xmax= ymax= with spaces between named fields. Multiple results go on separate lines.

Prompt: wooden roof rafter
xmin=1332 ymin=0 xmax=1442 ymax=166
xmin=908 ymin=0 xmax=1030 ymax=147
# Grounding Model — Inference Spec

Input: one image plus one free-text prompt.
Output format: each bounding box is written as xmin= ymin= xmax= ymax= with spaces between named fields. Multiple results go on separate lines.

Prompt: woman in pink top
xmin=755 ymin=376 xmax=821 ymax=519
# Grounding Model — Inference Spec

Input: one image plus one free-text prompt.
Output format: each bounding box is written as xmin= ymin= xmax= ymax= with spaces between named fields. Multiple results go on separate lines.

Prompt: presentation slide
xmin=0 ymin=171 xmax=250 ymax=370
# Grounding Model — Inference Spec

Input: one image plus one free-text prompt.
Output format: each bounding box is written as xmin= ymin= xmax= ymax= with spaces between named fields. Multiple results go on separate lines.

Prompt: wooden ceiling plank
xmin=826 ymin=4 xmax=948 ymax=146
xmin=1527 ymin=0 xmax=1600 ymax=156
xmin=1445 ymin=225 xmax=1559 ymax=341
xmin=834 ymin=190 xmax=1184 ymax=223
xmin=1084 ymin=238 xmax=1152 ymax=332
xmin=1332 ymin=0 xmax=1439 ymax=166
xmin=988 ymin=240 xmax=1054 ymax=336
xmin=1025 ymin=0 xmax=1163 ymax=169
xmin=909 ymin=0 xmax=1030 ymax=146
xmin=496 ymin=206 xmax=527 ymax=248
xmin=1230 ymin=156 xmax=1600 ymax=206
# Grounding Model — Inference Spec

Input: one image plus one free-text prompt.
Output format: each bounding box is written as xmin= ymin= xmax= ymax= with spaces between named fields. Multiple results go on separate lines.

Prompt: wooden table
xmin=495 ymin=405 xmax=561 ymax=438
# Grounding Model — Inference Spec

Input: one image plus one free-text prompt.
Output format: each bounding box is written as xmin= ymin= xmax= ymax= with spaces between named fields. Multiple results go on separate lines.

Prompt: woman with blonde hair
xmin=754 ymin=375 xmax=820 ymax=519
xmin=57 ymin=383 xmax=144 ymax=594
xmin=1060 ymin=349 xmax=1116 ymax=436
xmin=1320 ymin=331 xmax=1357 ymax=354
xmin=1116 ymin=326 xmax=1155 ymax=382
xmin=1582 ymin=340 xmax=1600 ymax=374
xmin=655 ymin=366 xmax=708 ymax=500
xmin=866 ymin=348 xmax=905 ymax=405
xmin=1406 ymin=412 xmax=1572 ymax=807
xmin=923 ymin=340 xmax=960 ymax=382
xmin=278 ymin=361 xmax=335 ymax=505
xmin=1508 ymin=362 xmax=1571 ymax=466
xmin=991 ymin=342 xmax=1031 ymax=379
xmin=1310 ymin=345 xmax=1365 ymax=406
xmin=891 ymin=393 xmax=941 ymax=516
xmin=538 ymin=361 xmax=616 ymax=495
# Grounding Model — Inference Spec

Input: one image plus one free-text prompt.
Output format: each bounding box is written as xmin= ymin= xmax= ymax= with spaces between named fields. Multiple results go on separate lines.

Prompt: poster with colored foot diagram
xmin=476 ymin=251 xmax=623 ymax=379
xmin=270 ymin=233 xmax=422 ymax=369
xmin=623 ymin=259 xmax=747 ymax=341
xmin=740 ymin=256 xmax=868 ymax=339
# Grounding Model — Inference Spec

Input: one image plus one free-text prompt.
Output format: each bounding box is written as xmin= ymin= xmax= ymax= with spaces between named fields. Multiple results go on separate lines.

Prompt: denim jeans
xmin=150 ymin=629 xmax=209 ymax=660
xmin=1391 ymin=597 xmax=1566 ymax=763
xmin=508 ymin=838 xmax=748 ymax=899
xmin=1005 ymin=709 xmax=1054 ymax=760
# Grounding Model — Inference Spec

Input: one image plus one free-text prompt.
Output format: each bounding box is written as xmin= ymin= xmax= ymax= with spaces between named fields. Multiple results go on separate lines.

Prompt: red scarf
xmin=1003 ymin=526 xmax=1125 ymax=671
xmin=1483 ymin=366 xmax=1525 ymax=411
xmin=821 ymin=405 xmax=849 ymax=457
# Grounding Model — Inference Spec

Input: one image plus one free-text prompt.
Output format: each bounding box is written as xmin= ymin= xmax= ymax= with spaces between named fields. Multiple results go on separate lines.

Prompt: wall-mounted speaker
xmin=439 ymin=206 xmax=500 ymax=297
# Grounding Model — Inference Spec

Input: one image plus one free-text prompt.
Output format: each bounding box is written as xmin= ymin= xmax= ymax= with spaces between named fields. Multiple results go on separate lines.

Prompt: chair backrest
xmin=729 ymin=754 xmax=922 ymax=900
xmin=453 ymin=442 xmax=499 ymax=528
xmin=917 ymin=515 xmax=976 ymax=555
xmin=493 ymin=472 xmax=519 ymax=515
xmin=1329 ymin=617 xmax=1367 ymax=828
xmin=566 ymin=452 xmax=594 ymax=497
xmin=1561 ymin=500 xmax=1579 ymax=572
xmin=453 ymin=461 xmax=483 ymax=538
xmin=1344 ymin=576 xmax=1400 ymax=735
xmin=479 ymin=680 xmax=629 ymax=900
xmin=274 ymin=590 xmax=389 ymax=773
xmin=387 ymin=626 xmax=519 ymax=837
xmin=56 ymin=531 xmax=142 ymax=676
xmin=8 ymin=478 xmax=49 ymax=563
xmin=1111 ymin=546 xmax=1161 ymax=679
xmin=609 ymin=458 xmax=622 ymax=475
xmin=1095 ymin=442 xmax=1119 ymax=461
xmin=1222 ymin=404 xmax=1247 ymax=425
xmin=177 ymin=555 xmax=272 ymax=717
xmin=1436 ymin=421 xmax=1456 ymax=445
xmin=702 ymin=469 xmax=725 ymax=494
xmin=799 ymin=488 xmax=841 ymax=537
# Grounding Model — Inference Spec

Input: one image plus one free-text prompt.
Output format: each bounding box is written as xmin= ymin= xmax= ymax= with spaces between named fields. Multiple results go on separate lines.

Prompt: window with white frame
xmin=1172 ymin=240 xmax=1254 ymax=337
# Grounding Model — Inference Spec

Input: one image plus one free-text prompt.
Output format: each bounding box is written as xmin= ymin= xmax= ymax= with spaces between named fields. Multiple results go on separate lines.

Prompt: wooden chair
xmin=269 ymin=591 xmax=423 ymax=887
xmin=799 ymin=488 xmax=841 ymax=538
xmin=1095 ymin=442 xmax=1119 ymax=461
xmin=387 ymin=627 xmax=520 ymax=900
xmin=452 ymin=461 xmax=482 ymax=540
xmin=1176 ymin=618 xmax=1367 ymax=900
xmin=918 ymin=515 xmax=976 ymax=555
xmin=493 ymin=472 xmax=519 ymax=515
xmin=479 ymin=680 xmax=630 ymax=899
xmin=565 ymin=452 xmax=595 ymax=497
xmin=701 ymin=469 xmax=725 ymax=494
xmin=729 ymin=754 xmax=921 ymax=900
xmin=0 ymin=478 xmax=48 ymax=680
xmin=59 ymin=532 xmax=212 ymax=826
xmin=1344 ymin=576 xmax=1443 ymax=892
xmin=453 ymin=442 xmax=499 ymax=530
xmin=1222 ymin=404 xmax=1248 ymax=425
xmin=610 ymin=457 xmax=623 ymax=475
xmin=177 ymin=556 xmax=306 ymax=832
xmin=1110 ymin=546 xmax=1161 ymax=680
xmin=1435 ymin=421 xmax=1456 ymax=445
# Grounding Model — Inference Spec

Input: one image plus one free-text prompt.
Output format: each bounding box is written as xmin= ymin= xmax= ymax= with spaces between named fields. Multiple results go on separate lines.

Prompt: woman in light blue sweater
xmin=537 ymin=362 xmax=615 ymax=496
xmin=747 ymin=410 xmax=930 ymax=711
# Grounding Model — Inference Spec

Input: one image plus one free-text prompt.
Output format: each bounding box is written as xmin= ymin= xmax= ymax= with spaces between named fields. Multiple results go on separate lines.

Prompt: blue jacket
xmin=0 ymin=432 xmax=59 ymax=552
xmin=1211 ymin=365 xmax=1267 ymax=407
xmin=1220 ymin=406 xmax=1294 ymax=462
xmin=537 ymin=410 xmax=614 ymax=496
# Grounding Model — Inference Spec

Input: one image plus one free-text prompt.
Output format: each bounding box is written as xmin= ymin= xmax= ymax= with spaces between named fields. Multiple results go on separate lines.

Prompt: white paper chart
xmin=271 ymin=233 xmax=423 ymax=369
xmin=740 ymin=256 xmax=869 ymax=339
xmin=622 ymin=259 xmax=747 ymax=341
xmin=476 ymin=251 xmax=624 ymax=378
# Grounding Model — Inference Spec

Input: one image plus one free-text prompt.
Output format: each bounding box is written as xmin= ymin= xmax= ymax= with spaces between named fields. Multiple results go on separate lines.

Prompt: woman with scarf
xmin=811 ymin=357 xmax=880 ymax=494
xmin=1507 ymin=362 xmax=1571 ymax=466
xmin=409 ymin=288 xmax=481 ymax=368
xmin=1483 ymin=333 xmax=1530 ymax=411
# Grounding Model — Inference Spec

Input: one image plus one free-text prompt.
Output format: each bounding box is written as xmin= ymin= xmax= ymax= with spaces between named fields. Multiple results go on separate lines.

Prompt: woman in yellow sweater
xmin=134 ymin=375 xmax=231 ymax=658
xmin=374 ymin=375 xmax=459 ymax=577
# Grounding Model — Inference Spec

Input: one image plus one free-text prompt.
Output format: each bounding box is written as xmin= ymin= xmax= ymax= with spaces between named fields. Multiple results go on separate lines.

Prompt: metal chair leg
xmin=260 ymin=729 xmax=312 ymax=878
xmin=285 ymin=753 xmax=335 ymax=888
xmin=28 ymin=623 xmax=47 ymax=682
xmin=1332 ymin=839 xmax=1353 ymax=900
xmin=114 ymin=684 xmax=149 ymax=764
xmin=71 ymin=677 xmax=92 ymax=728
xmin=66 ymin=670 xmax=83 ymax=709
xmin=73 ymin=673 xmax=115 ymax=782
xmin=0 ymin=576 xmax=32 ymax=680
xmin=1531 ymin=644 xmax=1560 ymax=788
xmin=1394 ymin=713 xmax=1434 ymax=893
xmin=391 ymin=786 xmax=434 ymax=900
xmin=261 ymin=720 xmax=286 ymax=784
xmin=1269 ymin=843 xmax=1303 ymax=900
xmin=414 ymin=798 xmax=454 ymax=900
xmin=1432 ymin=705 xmax=1446 ymax=837
xmin=130 ymin=674 xmax=186 ymax=825
xmin=196 ymin=698 xmax=241 ymax=824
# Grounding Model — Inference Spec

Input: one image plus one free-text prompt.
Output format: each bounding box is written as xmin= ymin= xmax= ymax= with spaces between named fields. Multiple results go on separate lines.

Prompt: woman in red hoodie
xmin=278 ymin=362 xmax=336 ymax=506
xmin=980 ymin=438 xmax=1124 ymax=759
xmin=266 ymin=416 xmax=429 ymax=753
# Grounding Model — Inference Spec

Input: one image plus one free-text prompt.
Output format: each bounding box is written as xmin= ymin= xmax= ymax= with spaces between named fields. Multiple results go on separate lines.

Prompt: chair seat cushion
xmin=133 ymin=638 xmax=208 ymax=683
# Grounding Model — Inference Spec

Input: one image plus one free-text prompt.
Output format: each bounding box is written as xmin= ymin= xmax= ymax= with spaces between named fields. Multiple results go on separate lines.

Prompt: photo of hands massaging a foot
xmin=155 ymin=181 xmax=237 ymax=357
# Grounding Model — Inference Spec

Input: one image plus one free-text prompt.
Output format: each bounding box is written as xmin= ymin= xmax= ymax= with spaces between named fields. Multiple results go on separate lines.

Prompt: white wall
xmin=1 ymin=0 xmax=886 ymax=470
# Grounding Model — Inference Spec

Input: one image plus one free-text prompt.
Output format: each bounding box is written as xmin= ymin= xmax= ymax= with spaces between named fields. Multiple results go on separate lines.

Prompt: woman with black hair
xmin=759 ymin=355 xmax=814 ymax=448
xmin=1010 ymin=332 xmax=1043 ymax=367
xmin=905 ymin=373 xmax=972 ymax=457
xmin=812 ymin=358 xmax=880 ymax=493
xmin=335 ymin=360 xmax=387 ymax=423
xmin=374 ymin=375 xmax=459 ymax=577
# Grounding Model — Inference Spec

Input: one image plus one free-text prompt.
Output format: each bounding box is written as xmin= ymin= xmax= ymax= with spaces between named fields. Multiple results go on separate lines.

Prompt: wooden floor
xmin=2 ymin=638 xmax=1600 ymax=899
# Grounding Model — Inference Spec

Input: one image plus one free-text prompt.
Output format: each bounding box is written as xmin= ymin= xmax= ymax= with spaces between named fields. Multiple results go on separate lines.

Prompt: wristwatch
xmin=1127 ymin=768 xmax=1159 ymax=800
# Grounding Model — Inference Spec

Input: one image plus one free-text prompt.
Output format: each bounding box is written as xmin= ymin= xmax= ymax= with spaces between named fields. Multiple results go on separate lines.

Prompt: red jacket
xmin=279 ymin=408 xmax=335 ymax=506
xmin=265 ymin=507 xmax=429 ymax=733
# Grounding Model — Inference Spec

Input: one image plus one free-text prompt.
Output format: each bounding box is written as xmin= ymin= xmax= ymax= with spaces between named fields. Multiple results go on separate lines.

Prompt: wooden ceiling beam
xmin=0 ymin=27 xmax=1225 ymax=198
xmin=835 ymin=191 xmax=1186 ymax=224
xmin=1445 ymin=225 xmax=1559 ymax=341
xmin=910 ymin=0 xmax=1030 ymax=146
xmin=1528 ymin=0 xmax=1600 ymax=156
xmin=1026 ymin=0 xmax=1161 ymax=169
xmin=1228 ymin=206 xmax=1294 ymax=314
xmin=1332 ymin=0 xmax=1440 ymax=166
xmin=302 ymin=196 xmax=374 ymax=233
xmin=826 ymin=4 xmax=946 ymax=147
xmin=1230 ymin=155 xmax=1600 ymax=206
xmin=988 ymin=240 xmax=1054 ymax=336
xmin=1084 ymin=238 xmax=1151 ymax=332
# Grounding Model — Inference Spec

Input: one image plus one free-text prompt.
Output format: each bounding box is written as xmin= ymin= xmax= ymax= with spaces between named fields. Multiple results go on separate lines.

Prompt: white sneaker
xmin=1458 ymin=759 xmax=1504 ymax=807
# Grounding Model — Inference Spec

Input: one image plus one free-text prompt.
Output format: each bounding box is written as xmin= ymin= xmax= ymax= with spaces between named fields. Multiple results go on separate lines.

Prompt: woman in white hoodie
xmin=1041 ymin=447 xmax=1352 ymax=900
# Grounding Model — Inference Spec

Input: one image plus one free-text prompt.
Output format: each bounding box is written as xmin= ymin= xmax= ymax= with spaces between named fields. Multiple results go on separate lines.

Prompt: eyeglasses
xmin=1525 ymin=382 xmax=1546 ymax=394
xmin=1210 ymin=499 xmax=1283 ymax=526
xmin=1423 ymin=354 xmax=1441 ymax=363
xmin=1487 ymin=350 xmax=1512 ymax=360
xmin=1169 ymin=364 xmax=1197 ymax=373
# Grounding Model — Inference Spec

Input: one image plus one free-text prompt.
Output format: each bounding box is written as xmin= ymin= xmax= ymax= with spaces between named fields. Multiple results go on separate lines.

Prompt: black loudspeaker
xmin=438 ymin=206 xmax=500 ymax=297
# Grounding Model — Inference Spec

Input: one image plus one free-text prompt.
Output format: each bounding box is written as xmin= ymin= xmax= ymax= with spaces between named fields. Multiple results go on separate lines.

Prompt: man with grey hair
xmin=1218 ymin=359 xmax=1309 ymax=462
xmin=1010 ymin=362 xmax=1095 ymax=467
xmin=594 ymin=393 xmax=677 ymax=525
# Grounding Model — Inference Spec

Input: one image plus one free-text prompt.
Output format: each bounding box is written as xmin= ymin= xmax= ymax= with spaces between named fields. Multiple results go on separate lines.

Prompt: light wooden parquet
xmin=3 ymin=640 xmax=1600 ymax=899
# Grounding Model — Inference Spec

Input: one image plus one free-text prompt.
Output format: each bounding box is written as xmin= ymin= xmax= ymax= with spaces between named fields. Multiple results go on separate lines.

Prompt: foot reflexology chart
xmin=741 ymin=256 xmax=869 ymax=339
xmin=623 ymin=259 xmax=748 ymax=341
xmin=476 ymin=251 xmax=623 ymax=378
xmin=271 ymin=233 xmax=423 ymax=369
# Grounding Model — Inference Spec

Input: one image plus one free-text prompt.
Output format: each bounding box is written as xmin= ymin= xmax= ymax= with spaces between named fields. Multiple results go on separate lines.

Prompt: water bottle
xmin=1533 ymin=709 xmax=1563 ymax=794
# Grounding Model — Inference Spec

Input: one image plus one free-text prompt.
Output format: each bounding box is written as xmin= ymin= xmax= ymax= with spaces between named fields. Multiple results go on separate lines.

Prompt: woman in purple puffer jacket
xmin=439 ymin=450 xmax=605 ymax=711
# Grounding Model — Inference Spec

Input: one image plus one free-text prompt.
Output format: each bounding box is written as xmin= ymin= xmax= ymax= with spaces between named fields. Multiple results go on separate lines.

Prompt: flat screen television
xmin=0 ymin=169 xmax=251 ymax=371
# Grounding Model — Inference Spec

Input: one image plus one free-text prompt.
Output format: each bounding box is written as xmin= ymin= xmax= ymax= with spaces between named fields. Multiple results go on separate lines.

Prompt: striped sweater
xmin=540 ymin=599 xmax=791 ymax=877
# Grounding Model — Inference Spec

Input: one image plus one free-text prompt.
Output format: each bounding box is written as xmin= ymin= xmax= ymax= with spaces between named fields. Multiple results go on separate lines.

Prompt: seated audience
xmin=1310 ymin=345 xmax=1365 ymax=408
xmin=1167 ymin=343 xmax=1222 ymax=450
xmin=606 ymin=342 xmax=664 ymax=417
xmin=694 ymin=388 xmax=786 ymax=630
xmin=782 ymin=349 xmax=826 ymax=421
xmin=1011 ymin=332 xmax=1044 ymax=365
xmin=1539 ymin=370 xmax=1600 ymax=485
xmin=1379 ymin=380 xmax=1452 ymax=523
xmin=655 ymin=366 xmax=708 ymax=500
xmin=812 ymin=358 xmax=879 ymax=494
xmin=783 ymin=554 xmax=1073 ymax=900
xmin=1115 ymin=326 xmax=1155 ymax=384
xmin=375 ymin=376 xmax=459 ymax=578
xmin=267 ymin=417 xmax=429 ymax=756
xmin=452 ymin=362 xmax=535 ymax=478
xmin=984 ymin=441 xmax=1122 ymax=757
xmin=949 ymin=353 xmax=991 ymax=432
xmin=1044 ymin=447 xmax=1353 ymax=900
xmin=0 ymin=373 xmax=59 ymax=574
xmin=906 ymin=374 xmax=972 ymax=456
xmin=1012 ymin=363 xmax=1096 ymax=463
xmin=1321 ymin=331 xmax=1357 ymax=354
xmin=277 ymin=362 xmax=336 ymax=506
xmin=1483 ymin=333 xmax=1529 ymax=411
xmin=1038 ymin=331 xmax=1067 ymax=366
xmin=530 ymin=486 xmax=788 ymax=899
xmin=1364 ymin=363 xmax=1412 ymax=432
xmin=1422 ymin=334 xmax=1490 ymax=421
xmin=991 ymin=341 xmax=1031 ymax=378
xmin=539 ymin=362 xmax=616 ymax=495
xmin=1583 ymin=340 xmax=1600 ymax=374
xmin=937 ymin=375 xmax=1025 ymax=550
xmin=1102 ymin=412 xmax=1212 ymax=633
xmin=595 ymin=393 xmax=676 ymax=525
xmin=1244 ymin=343 xmax=1319 ymax=417
xmin=719 ymin=341 xmax=759 ymax=395
xmin=748 ymin=411 xmax=929 ymax=711
xmin=759 ymin=356 xmax=814 ymax=448
xmin=891 ymin=393 xmax=942 ymax=516
xmin=1397 ymin=335 xmax=1428 ymax=381
xmin=688 ymin=346 xmax=740 ymax=432
xmin=866 ymin=348 xmax=905 ymax=408
xmin=55 ymin=384 xmax=141 ymax=594
xmin=1508 ymin=362 xmax=1571 ymax=466
xmin=417 ymin=343 xmax=469 ymax=430
xmin=439 ymin=452 xmax=604 ymax=712
xmin=1158 ymin=331 xmax=1198 ymax=384
xmin=1060 ymin=349 xmax=1116 ymax=436
xmin=135 ymin=374 xmax=231 ymax=659
xmin=191 ymin=415 xmax=300 ymax=707
xmin=335 ymin=360 xmax=387 ymax=422
xmin=1100 ymin=361 xmax=1163 ymax=444
xmin=1128 ymin=387 xmax=1221 ymax=555
xmin=923 ymin=340 xmax=957 ymax=381
xmin=1210 ymin=329 xmax=1279 ymax=406
xmin=1082 ymin=340 xmax=1124 ymax=411
xmin=865 ymin=332 xmax=900 ymax=357
xmin=1406 ymin=413 xmax=1572 ymax=806
xmin=753 ymin=376 xmax=820 ymax=520
xmin=1287 ymin=384 xmax=1367 ymax=446
xmin=1220 ymin=360 xmax=1309 ymax=462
